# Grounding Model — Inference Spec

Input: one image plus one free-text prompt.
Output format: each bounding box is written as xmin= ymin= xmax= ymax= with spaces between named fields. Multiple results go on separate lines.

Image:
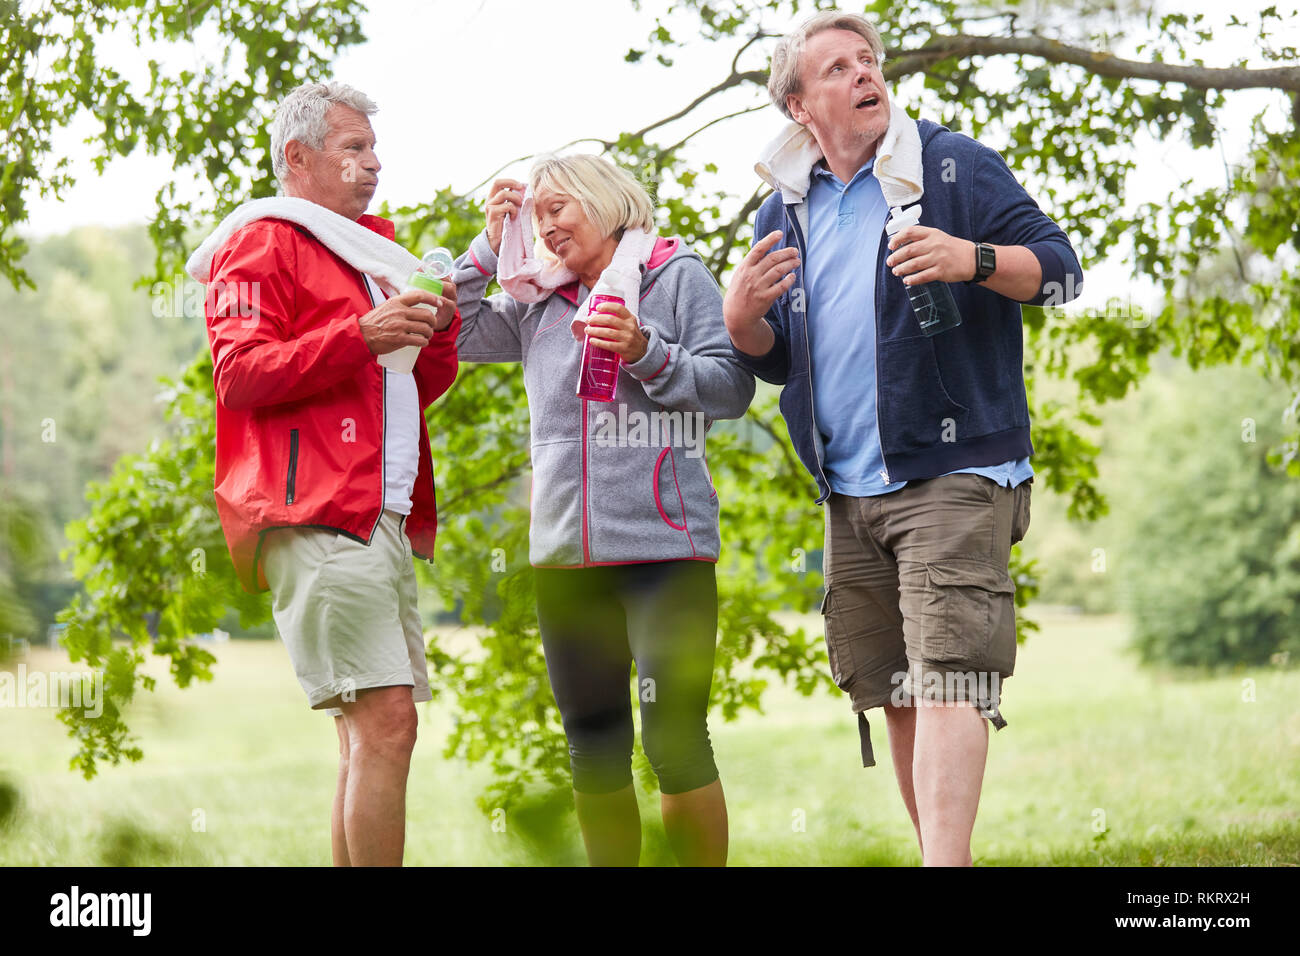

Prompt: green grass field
xmin=1 ymin=610 xmax=1297 ymax=866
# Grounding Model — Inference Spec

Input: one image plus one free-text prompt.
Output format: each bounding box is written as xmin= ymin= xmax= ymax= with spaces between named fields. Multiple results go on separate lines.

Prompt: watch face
xmin=977 ymin=243 xmax=996 ymax=279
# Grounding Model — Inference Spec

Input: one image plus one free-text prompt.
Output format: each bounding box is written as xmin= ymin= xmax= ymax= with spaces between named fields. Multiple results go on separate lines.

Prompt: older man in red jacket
xmin=204 ymin=81 xmax=460 ymax=866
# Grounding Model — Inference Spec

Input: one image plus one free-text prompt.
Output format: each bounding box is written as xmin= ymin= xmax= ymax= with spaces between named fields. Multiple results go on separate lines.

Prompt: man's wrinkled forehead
xmin=323 ymin=105 xmax=375 ymax=145
xmin=801 ymin=28 xmax=875 ymax=77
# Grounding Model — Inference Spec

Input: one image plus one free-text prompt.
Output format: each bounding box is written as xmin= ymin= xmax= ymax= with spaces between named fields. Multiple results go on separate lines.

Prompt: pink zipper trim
xmin=581 ymin=397 xmax=591 ymax=562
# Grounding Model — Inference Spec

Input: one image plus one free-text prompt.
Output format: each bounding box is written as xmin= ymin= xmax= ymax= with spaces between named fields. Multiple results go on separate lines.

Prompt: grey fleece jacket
xmin=452 ymin=230 xmax=755 ymax=567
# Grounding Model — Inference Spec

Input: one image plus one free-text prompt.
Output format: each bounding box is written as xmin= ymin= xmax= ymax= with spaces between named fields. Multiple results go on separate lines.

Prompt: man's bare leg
xmin=660 ymin=777 xmax=728 ymax=867
xmin=573 ymin=784 xmax=642 ymax=867
xmin=338 ymin=686 xmax=418 ymax=866
xmin=912 ymin=701 xmax=988 ymax=867
xmin=332 ymin=716 xmax=351 ymax=866
xmin=883 ymin=702 xmax=923 ymax=856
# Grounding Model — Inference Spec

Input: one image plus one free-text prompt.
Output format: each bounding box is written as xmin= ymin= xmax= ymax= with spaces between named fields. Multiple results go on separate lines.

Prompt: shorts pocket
xmin=922 ymin=558 xmax=1016 ymax=670
xmin=285 ymin=526 xmax=346 ymax=576
xmin=1011 ymin=480 xmax=1032 ymax=545
xmin=820 ymin=587 xmax=857 ymax=693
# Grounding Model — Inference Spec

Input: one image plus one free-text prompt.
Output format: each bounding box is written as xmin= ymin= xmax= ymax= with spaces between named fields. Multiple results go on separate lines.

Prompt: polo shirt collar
xmin=812 ymin=157 xmax=877 ymax=190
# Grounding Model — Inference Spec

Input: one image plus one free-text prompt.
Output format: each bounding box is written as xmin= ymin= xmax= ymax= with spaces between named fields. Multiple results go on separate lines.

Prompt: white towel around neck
xmin=185 ymin=196 xmax=419 ymax=295
xmin=754 ymin=106 xmax=924 ymax=209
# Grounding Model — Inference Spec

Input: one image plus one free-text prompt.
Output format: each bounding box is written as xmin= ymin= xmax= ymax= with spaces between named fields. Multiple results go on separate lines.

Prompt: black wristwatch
xmin=970 ymin=242 xmax=996 ymax=283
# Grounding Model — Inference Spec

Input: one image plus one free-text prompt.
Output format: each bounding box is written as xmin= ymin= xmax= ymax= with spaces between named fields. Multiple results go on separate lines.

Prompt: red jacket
xmin=205 ymin=213 xmax=460 ymax=593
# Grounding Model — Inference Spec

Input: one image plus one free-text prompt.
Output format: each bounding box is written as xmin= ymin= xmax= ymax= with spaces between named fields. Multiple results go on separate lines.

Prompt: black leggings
xmin=534 ymin=561 xmax=720 ymax=795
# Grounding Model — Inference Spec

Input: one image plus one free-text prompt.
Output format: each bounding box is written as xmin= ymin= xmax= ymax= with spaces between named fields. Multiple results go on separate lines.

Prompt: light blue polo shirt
xmin=804 ymin=158 xmax=1033 ymax=496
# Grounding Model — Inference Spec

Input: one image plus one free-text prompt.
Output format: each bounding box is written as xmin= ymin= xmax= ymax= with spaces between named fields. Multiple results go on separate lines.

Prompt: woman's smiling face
xmin=533 ymin=187 xmax=616 ymax=283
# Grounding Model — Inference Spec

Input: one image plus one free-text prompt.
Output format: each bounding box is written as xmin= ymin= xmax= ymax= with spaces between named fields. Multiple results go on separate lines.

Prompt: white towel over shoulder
xmin=185 ymin=196 xmax=419 ymax=294
xmin=754 ymin=106 xmax=924 ymax=209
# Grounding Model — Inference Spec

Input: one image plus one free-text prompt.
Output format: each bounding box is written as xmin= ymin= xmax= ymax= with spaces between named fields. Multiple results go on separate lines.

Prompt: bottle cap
xmin=885 ymin=204 xmax=922 ymax=236
xmin=592 ymin=264 xmax=636 ymax=299
xmin=419 ymin=248 xmax=455 ymax=278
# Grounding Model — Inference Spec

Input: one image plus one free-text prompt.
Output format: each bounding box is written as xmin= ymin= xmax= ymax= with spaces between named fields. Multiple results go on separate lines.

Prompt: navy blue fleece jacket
xmin=733 ymin=117 xmax=1084 ymax=501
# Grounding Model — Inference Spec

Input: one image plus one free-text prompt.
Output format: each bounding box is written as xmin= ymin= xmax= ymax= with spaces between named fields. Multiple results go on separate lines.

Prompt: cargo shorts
xmin=820 ymin=473 xmax=1032 ymax=766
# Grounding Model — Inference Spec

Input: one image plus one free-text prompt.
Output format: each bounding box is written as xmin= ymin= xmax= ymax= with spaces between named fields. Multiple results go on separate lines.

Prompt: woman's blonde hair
xmin=528 ymin=153 xmax=656 ymax=240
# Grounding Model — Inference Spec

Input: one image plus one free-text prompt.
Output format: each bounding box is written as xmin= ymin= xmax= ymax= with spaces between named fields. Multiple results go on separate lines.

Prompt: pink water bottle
xmin=576 ymin=293 xmax=624 ymax=402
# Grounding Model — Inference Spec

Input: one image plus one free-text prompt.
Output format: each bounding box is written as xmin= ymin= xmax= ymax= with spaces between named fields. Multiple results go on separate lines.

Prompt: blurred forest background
xmin=5 ymin=223 xmax=1298 ymax=666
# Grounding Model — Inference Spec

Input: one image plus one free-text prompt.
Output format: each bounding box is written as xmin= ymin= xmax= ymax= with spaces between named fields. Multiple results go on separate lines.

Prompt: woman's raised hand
xmin=485 ymin=178 xmax=528 ymax=255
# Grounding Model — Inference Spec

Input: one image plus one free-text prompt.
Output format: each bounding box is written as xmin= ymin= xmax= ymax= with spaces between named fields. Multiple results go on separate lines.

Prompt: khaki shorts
xmin=262 ymin=510 xmax=431 ymax=715
xmin=821 ymin=474 xmax=1031 ymax=762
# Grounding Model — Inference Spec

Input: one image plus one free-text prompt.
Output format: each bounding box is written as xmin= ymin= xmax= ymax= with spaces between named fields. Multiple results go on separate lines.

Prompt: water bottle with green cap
xmin=379 ymin=248 xmax=455 ymax=373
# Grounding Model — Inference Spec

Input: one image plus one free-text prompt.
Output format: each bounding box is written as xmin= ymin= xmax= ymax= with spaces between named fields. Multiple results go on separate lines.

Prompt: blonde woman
xmin=451 ymin=154 xmax=754 ymax=866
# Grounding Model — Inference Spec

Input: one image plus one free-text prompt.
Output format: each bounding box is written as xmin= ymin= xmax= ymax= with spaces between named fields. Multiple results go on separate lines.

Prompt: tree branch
xmin=661 ymin=104 xmax=769 ymax=157
xmin=730 ymin=30 xmax=775 ymax=75
xmin=628 ymin=68 xmax=768 ymax=142
xmin=707 ymin=184 xmax=768 ymax=280
xmin=437 ymin=463 xmax=528 ymax=518
xmin=749 ymin=407 xmax=806 ymax=483
xmin=889 ymin=33 xmax=1300 ymax=92
xmin=460 ymin=136 xmax=613 ymax=197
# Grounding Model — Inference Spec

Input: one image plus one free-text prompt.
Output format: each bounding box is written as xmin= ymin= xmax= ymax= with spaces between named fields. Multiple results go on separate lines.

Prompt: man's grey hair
xmin=768 ymin=11 xmax=887 ymax=120
xmin=269 ymin=82 xmax=378 ymax=186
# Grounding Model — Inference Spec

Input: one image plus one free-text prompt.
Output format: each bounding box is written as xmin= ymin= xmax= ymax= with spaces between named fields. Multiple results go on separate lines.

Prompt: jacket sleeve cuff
xmin=343 ymin=311 xmax=378 ymax=364
xmin=1024 ymin=240 xmax=1083 ymax=306
xmin=468 ymin=231 xmax=499 ymax=277
xmin=730 ymin=330 xmax=786 ymax=381
xmin=624 ymin=326 xmax=671 ymax=381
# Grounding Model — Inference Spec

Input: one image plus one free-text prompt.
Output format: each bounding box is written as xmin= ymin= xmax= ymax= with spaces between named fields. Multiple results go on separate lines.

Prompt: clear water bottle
xmin=379 ymin=247 xmax=455 ymax=373
xmin=885 ymin=205 xmax=962 ymax=337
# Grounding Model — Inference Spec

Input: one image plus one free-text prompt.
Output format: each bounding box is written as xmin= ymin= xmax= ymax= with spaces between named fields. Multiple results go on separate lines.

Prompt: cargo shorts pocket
xmin=1011 ymin=480 xmax=1032 ymax=545
xmin=922 ymin=558 xmax=1017 ymax=671
xmin=820 ymin=587 xmax=857 ymax=694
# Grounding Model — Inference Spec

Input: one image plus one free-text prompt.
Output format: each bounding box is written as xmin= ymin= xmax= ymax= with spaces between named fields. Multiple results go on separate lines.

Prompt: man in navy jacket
xmin=725 ymin=10 xmax=1083 ymax=866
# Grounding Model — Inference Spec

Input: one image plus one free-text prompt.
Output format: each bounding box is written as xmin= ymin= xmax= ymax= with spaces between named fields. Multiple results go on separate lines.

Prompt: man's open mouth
xmin=856 ymin=94 xmax=879 ymax=110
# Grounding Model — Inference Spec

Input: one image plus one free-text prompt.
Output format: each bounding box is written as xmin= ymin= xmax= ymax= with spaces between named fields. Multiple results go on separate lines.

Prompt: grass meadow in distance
xmin=0 ymin=610 xmax=1296 ymax=866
